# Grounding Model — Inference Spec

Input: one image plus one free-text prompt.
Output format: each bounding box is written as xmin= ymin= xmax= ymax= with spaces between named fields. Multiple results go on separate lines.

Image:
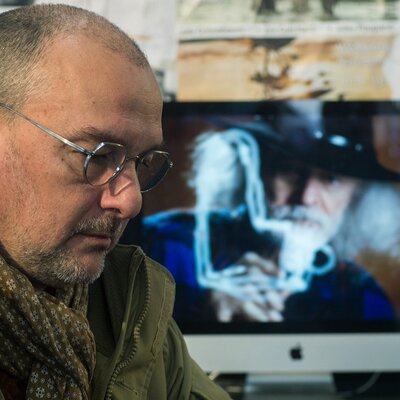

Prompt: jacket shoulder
xmin=102 ymin=244 xmax=175 ymax=298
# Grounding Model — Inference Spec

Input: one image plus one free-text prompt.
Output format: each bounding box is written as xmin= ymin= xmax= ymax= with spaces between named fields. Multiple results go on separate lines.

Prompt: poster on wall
xmin=2 ymin=0 xmax=400 ymax=101
xmin=177 ymin=0 xmax=400 ymax=101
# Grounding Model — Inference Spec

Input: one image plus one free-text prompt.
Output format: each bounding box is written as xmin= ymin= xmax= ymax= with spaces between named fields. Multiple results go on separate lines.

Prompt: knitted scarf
xmin=0 ymin=256 xmax=96 ymax=399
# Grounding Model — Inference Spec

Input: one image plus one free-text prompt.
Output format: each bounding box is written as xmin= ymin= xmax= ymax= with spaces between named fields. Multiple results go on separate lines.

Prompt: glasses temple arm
xmin=0 ymin=102 xmax=92 ymax=156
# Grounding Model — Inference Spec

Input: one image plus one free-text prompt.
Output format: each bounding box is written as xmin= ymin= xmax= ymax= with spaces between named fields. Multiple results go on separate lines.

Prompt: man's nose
xmin=98 ymin=167 xmax=142 ymax=219
xmin=300 ymin=178 xmax=321 ymax=207
xmin=284 ymin=171 xmax=313 ymax=206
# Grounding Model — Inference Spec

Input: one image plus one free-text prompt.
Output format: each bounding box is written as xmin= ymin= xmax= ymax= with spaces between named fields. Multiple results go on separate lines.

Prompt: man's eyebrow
xmin=138 ymin=141 xmax=167 ymax=155
xmin=69 ymin=126 xmax=119 ymax=143
xmin=71 ymin=126 xmax=166 ymax=152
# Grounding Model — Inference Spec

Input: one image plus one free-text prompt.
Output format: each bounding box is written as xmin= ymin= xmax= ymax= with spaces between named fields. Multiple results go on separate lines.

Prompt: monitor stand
xmin=215 ymin=372 xmax=400 ymax=399
xmin=244 ymin=373 xmax=336 ymax=399
xmin=215 ymin=373 xmax=336 ymax=399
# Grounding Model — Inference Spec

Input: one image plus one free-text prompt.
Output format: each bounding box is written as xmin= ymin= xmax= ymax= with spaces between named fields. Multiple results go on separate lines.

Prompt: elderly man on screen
xmin=143 ymin=102 xmax=400 ymax=323
xmin=0 ymin=4 xmax=230 ymax=400
xmin=208 ymin=116 xmax=399 ymax=322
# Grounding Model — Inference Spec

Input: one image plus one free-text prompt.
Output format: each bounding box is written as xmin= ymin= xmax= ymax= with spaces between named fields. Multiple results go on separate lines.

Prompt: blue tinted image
xmin=139 ymin=101 xmax=400 ymax=324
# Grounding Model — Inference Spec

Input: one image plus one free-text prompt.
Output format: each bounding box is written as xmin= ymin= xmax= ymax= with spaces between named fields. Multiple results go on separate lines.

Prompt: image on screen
xmin=137 ymin=100 xmax=400 ymax=334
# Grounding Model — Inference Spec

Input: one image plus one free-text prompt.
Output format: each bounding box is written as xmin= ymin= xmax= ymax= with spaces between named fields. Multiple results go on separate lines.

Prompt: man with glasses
xmin=0 ymin=4 xmax=229 ymax=400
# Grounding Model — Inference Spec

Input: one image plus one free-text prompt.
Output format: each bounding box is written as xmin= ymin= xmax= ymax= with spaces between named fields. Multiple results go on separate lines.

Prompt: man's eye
xmin=321 ymin=173 xmax=339 ymax=184
xmin=140 ymin=152 xmax=154 ymax=167
xmin=279 ymin=172 xmax=300 ymax=185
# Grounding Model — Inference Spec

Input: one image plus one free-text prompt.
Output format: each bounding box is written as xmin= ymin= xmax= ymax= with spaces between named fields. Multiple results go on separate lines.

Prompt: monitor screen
xmin=129 ymin=100 xmax=400 ymax=373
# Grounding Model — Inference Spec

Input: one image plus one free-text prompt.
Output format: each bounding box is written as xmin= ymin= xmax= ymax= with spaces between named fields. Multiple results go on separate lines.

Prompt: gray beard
xmin=269 ymin=205 xmax=343 ymax=274
xmin=20 ymin=245 xmax=107 ymax=287
xmin=6 ymin=216 xmax=124 ymax=288
xmin=332 ymin=183 xmax=400 ymax=261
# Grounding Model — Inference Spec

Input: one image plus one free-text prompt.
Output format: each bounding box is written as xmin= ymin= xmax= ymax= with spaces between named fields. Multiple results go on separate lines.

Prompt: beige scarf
xmin=0 ymin=256 xmax=96 ymax=399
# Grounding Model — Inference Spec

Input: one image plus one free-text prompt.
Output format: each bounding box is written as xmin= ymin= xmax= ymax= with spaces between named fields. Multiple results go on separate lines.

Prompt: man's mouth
xmin=73 ymin=232 xmax=114 ymax=248
xmin=271 ymin=206 xmax=326 ymax=225
xmin=79 ymin=231 xmax=113 ymax=238
xmin=70 ymin=217 xmax=124 ymax=250
xmin=291 ymin=218 xmax=321 ymax=228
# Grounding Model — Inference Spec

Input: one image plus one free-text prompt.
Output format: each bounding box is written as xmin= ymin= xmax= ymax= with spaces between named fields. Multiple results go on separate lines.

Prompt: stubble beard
xmin=19 ymin=245 xmax=106 ymax=287
xmin=14 ymin=217 xmax=125 ymax=288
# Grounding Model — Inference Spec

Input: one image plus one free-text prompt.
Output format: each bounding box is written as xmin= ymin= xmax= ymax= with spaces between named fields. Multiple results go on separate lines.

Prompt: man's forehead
xmin=31 ymin=39 xmax=159 ymax=106
xmin=35 ymin=35 xmax=153 ymax=96
xmin=20 ymin=34 xmax=163 ymax=147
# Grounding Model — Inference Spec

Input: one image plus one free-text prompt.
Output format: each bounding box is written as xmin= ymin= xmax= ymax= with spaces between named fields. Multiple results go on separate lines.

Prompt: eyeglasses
xmin=0 ymin=102 xmax=173 ymax=192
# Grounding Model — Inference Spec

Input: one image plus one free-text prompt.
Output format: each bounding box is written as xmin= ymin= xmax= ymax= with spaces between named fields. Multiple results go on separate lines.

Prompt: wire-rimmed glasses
xmin=0 ymin=102 xmax=173 ymax=192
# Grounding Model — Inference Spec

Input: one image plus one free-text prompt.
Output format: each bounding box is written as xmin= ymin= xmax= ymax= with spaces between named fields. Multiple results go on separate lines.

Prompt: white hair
xmin=333 ymin=182 xmax=400 ymax=261
xmin=187 ymin=130 xmax=246 ymax=211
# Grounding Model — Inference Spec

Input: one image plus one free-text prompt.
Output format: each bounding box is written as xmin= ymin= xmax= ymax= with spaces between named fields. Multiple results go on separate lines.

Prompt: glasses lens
xmin=85 ymin=142 xmax=126 ymax=185
xmin=137 ymin=151 xmax=172 ymax=192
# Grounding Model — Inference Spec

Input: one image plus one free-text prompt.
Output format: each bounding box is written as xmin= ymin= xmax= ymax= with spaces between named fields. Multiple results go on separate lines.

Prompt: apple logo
xmin=289 ymin=344 xmax=303 ymax=360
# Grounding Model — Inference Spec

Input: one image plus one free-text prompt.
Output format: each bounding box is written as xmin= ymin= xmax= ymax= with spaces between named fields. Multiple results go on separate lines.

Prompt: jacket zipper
xmin=104 ymin=256 xmax=151 ymax=400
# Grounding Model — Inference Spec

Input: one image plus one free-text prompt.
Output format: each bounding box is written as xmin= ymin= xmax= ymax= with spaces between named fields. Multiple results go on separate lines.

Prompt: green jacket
xmin=87 ymin=244 xmax=231 ymax=399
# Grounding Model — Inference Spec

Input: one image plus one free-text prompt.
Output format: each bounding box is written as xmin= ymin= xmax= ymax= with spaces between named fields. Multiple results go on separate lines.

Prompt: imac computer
xmin=123 ymin=100 xmax=400 ymax=393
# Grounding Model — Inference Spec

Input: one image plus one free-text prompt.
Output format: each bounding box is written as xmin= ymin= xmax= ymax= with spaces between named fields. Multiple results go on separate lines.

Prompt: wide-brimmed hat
xmin=215 ymin=101 xmax=400 ymax=181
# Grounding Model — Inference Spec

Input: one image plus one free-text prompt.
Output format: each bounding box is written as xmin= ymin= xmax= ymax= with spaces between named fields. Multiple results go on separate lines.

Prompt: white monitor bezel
xmin=184 ymin=333 xmax=400 ymax=373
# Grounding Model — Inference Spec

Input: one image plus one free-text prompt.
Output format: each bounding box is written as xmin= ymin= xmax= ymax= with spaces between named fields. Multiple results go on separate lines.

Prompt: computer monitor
xmin=131 ymin=100 xmax=400 ymax=376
